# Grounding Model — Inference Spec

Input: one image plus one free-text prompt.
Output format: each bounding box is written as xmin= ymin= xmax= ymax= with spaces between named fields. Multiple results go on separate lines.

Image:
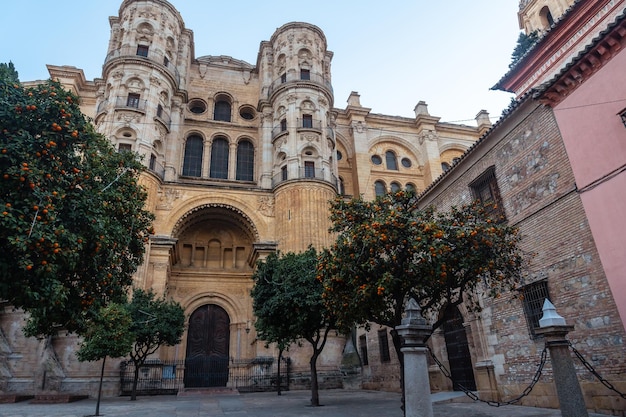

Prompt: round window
xmin=371 ymin=155 xmax=382 ymax=165
xmin=188 ymin=99 xmax=206 ymax=114
xmin=337 ymin=151 xmax=343 ymax=161
xmin=239 ymin=106 xmax=255 ymax=120
xmin=401 ymin=157 xmax=412 ymax=168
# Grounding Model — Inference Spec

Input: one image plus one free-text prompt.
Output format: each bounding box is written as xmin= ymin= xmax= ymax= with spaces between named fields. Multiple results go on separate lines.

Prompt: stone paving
xmin=0 ymin=389 xmax=611 ymax=417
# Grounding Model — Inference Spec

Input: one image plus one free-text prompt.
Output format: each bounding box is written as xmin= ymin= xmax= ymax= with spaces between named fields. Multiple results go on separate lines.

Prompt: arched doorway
xmin=442 ymin=305 xmax=476 ymax=391
xmin=184 ymin=304 xmax=230 ymax=387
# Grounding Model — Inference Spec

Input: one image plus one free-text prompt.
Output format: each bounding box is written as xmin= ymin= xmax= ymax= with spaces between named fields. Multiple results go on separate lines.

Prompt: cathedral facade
xmin=2 ymin=0 xmax=485 ymax=396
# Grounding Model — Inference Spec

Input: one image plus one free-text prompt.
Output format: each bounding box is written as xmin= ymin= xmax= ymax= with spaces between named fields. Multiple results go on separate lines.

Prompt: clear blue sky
xmin=0 ymin=1 xmax=521 ymax=123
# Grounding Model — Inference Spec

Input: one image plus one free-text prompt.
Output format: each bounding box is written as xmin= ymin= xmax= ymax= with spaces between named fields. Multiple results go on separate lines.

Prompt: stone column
xmin=395 ymin=299 xmax=433 ymax=417
xmin=536 ymin=300 xmax=589 ymax=417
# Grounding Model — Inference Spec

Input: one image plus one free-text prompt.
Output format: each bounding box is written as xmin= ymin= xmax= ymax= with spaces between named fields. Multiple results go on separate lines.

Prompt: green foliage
xmin=0 ymin=79 xmax=155 ymax=336
xmin=125 ymin=288 xmax=185 ymax=400
xmin=76 ymin=302 xmax=133 ymax=362
xmin=510 ymin=31 xmax=539 ymax=68
xmin=317 ymin=191 xmax=526 ymax=333
xmin=0 ymin=62 xmax=19 ymax=83
xmin=251 ymin=247 xmax=336 ymax=406
xmin=126 ymin=289 xmax=185 ymax=364
xmin=252 ymin=247 xmax=335 ymax=348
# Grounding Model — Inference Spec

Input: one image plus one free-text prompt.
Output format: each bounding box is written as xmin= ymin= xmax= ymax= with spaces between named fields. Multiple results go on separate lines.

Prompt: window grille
xmin=469 ymin=166 xmax=506 ymax=221
xmin=210 ymin=137 xmax=229 ymax=179
xmin=521 ymin=280 xmax=550 ymax=338
xmin=236 ymin=141 xmax=254 ymax=181
xmin=385 ymin=151 xmax=398 ymax=170
xmin=214 ymin=101 xmax=231 ymax=122
xmin=378 ymin=330 xmax=391 ymax=363
xmin=136 ymin=45 xmax=149 ymax=57
xmin=182 ymin=136 xmax=203 ymax=177
xmin=359 ymin=335 xmax=369 ymax=366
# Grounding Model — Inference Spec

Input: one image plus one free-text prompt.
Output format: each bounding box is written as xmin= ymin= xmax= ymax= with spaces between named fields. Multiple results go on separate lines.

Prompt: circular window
xmin=371 ymin=155 xmax=382 ymax=165
xmin=337 ymin=151 xmax=343 ymax=161
xmin=239 ymin=105 xmax=255 ymax=120
xmin=401 ymin=157 xmax=412 ymax=168
xmin=188 ymin=99 xmax=206 ymax=114
xmin=122 ymin=132 xmax=132 ymax=138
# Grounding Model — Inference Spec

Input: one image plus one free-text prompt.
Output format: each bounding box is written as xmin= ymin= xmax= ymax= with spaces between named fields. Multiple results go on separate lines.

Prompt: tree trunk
xmin=310 ymin=350 xmax=320 ymax=406
xmin=277 ymin=349 xmax=282 ymax=396
xmin=95 ymin=357 xmax=106 ymax=416
xmin=131 ymin=361 xmax=140 ymax=401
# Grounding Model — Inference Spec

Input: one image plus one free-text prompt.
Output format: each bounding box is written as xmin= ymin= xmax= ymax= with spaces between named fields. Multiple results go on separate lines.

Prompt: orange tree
xmin=0 ymin=78 xmax=154 ymax=336
xmin=317 ymin=190 xmax=525 ymax=364
xmin=251 ymin=247 xmax=337 ymax=406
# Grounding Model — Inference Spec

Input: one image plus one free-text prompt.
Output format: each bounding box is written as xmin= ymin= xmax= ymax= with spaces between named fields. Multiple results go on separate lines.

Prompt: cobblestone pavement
xmin=0 ymin=389 xmax=611 ymax=417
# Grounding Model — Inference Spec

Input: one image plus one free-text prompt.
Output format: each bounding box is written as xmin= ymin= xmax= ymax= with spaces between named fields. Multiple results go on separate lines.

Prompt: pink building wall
xmin=553 ymin=48 xmax=626 ymax=329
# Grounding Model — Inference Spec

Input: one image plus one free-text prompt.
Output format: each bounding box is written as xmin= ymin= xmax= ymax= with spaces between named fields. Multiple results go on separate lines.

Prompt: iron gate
xmin=120 ymin=356 xmax=290 ymax=395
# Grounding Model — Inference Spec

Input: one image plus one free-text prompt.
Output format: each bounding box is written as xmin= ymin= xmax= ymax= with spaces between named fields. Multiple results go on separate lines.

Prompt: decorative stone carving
xmin=258 ymin=196 xmax=275 ymax=217
xmin=156 ymin=188 xmax=182 ymax=210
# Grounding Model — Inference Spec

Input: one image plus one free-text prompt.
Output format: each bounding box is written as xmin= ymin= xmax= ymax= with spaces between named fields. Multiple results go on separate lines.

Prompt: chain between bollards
xmin=568 ymin=341 xmax=626 ymax=399
xmin=428 ymin=346 xmax=547 ymax=407
xmin=429 ymin=341 xmax=626 ymax=406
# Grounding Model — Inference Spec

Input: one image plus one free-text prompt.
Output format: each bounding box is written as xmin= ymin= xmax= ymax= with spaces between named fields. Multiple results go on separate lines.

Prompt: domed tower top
xmin=518 ymin=0 xmax=576 ymax=34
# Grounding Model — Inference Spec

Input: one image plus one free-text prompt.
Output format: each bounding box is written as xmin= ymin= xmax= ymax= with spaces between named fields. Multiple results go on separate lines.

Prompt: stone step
xmin=0 ymin=394 xmax=34 ymax=404
xmin=177 ymin=387 xmax=239 ymax=396
xmin=30 ymin=394 xmax=89 ymax=404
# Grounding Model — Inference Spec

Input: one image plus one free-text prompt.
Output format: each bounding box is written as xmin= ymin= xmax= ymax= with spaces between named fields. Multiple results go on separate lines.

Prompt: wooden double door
xmin=184 ymin=304 xmax=230 ymax=387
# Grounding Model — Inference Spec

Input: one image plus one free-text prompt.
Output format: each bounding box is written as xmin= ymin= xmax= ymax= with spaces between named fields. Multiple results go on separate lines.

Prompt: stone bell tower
xmin=518 ymin=0 xmax=576 ymax=34
xmin=257 ymin=22 xmax=338 ymax=252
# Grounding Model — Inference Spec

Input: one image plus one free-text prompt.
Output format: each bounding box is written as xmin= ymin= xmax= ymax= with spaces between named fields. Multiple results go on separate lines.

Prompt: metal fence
xmin=120 ymin=356 xmax=290 ymax=395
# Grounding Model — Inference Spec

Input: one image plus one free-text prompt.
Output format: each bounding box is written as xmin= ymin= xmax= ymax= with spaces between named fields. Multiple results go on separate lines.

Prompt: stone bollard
xmin=535 ymin=299 xmax=589 ymax=417
xmin=395 ymin=298 xmax=433 ymax=417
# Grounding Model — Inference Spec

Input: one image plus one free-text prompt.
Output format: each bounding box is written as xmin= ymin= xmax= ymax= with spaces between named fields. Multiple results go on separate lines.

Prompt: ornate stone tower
xmin=95 ymin=0 xmax=192 ymax=192
xmin=257 ymin=23 xmax=337 ymax=252
xmin=518 ymin=0 xmax=576 ymax=34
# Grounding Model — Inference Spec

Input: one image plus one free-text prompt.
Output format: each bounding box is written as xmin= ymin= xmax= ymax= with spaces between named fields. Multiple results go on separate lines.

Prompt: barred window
xmin=378 ymin=329 xmax=391 ymax=363
xmin=136 ymin=45 xmax=149 ymax=57
xmin=210 ymin=137 xmax=229 ymax=179
xmin=182 ymin=135 xmax=203 ymax=177
xmin=214 ymin=100 xmax=231 ymax=122
xmin=236 ymin=140 xmax=254 ymax=181
xmin=374 ymin=180 xmax=386 ymax=197
xmin=386 ymin=151 xmax=398 ymax=170
xmin=522 ymin=280 xmax=550 ymax=338
xmin=469 ymin=166 xmax=506 ymax=221
xmin=359 ymin=335 xmax=369 ymax=366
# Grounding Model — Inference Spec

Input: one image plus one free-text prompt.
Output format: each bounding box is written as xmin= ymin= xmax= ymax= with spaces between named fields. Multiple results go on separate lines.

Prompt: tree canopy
xmin=509 ymin=30 xmax=539 ymax=68
xmin=76 ymin=302 xmax=134 ymax=416
xmin=0 ymin=62 xmax=19 ymax=83
xmin=0 ymin=77 xmax=154 ymax=336
xmin=251 ymin=247 xmax=337 ymax=406
xmin=317 ymin=191 xmax=526 ymax=337
xmin=126 ymin=288 xmax=185 ymax=400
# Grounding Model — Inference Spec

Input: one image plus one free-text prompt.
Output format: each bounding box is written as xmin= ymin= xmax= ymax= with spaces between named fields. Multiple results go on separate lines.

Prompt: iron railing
xmin=268 ymin=71 xmax=333 ymax=97
xmin=120 ymin=356 xmax=290 ymax=395
xmin=272 ymin=166 xmax=338 ymax=189
xmin=104 ymin=46 xmax=181 ymax=85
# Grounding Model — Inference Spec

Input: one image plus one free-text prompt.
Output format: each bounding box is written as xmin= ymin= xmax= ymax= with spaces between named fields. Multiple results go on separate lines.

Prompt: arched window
xmin=540 ymin=6 xmax=554 ymax=28
xmin=385 ymin=151 xmax=398 ymax=170
xmin=236 ymin=140 xmax=254 ymax=181
xmin=442 ymin=162 xmax=451 ymax=172
xmin=406 ymin=183 xmax=416 ymax=193
xmin=214 ymin=100 xmax=231 ymax=122
xmin=210 ymin=137 xmax=229 ymax=179
xmin=339 ymin=177 xmax=346 ymax=195
xmin=374 ymin=180 xmax=386 ymax=197
xmin=390 ymin=182 xmax=401 ymax=193
xmin=182 ymin=135 xmax=203 ymax=177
